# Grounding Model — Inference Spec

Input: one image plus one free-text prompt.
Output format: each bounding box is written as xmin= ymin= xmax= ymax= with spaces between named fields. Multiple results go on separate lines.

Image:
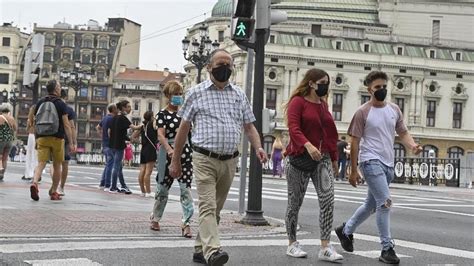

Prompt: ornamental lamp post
xmin=181 ymin=24 xmax=220 ymax=84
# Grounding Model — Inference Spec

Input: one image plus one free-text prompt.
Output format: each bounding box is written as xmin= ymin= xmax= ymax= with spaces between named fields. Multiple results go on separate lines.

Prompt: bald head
xmin=208 ymin=49 xmax=233 ymax=67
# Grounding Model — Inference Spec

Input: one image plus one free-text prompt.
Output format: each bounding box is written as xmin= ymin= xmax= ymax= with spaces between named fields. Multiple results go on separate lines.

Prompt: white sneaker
xmin=286 ymin=241 xmax=307 ymax=258
xmin=318 ymin=245 xmax=344 ymax=262
xmin=146 ymin=193 xmax=155 ymax=198
xmin=57 ymin=187 xmax=65 ymax=196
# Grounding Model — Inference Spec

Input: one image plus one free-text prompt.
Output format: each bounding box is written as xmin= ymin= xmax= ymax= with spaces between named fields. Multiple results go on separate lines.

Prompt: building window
xmin=311 ymin=24 xmax=321 ymax=36
xmin=268 ymin=71 xmax=276 ymax=80
xmin=62 ymin=52 xmax=71 ymax=60
xmin=270 ymin=58 xmax=278 ymax=63
xmin=2 ymin=37 xmax=11 ymax=47
xmin=432 ymin=20 xmax=440 ymax=43
xmin=422 ymin=145 xmax=438 ymax=158
xmin=63 ymin=35 xmax=74 ymax=47
xmin=363 ymin=43 xmax=370 ymax=52
xmin=135 ymin=85 xmax=141 ymax=90
xmin=218 ymin=30 xmax=224 ymax=42
xmin=394 ymin=143 xmax=406 ymax=158
xmin=82 ymin=38 xmax=93 ymax=48
xmin=266 ymin=88 xmax=277 ymax=109
xmin=148 ymin=102 xmax=153 ymax=111
xmin=399 ymin=69 xmax=407 ymax=73
xmin=82 ymin=53 xmax=91 ymax=64
xmin=397 ymin=47 xmax=404 ymax=55
xmin=307 ymin=61 xmax=315 ymax=66
xmin=336 ymin=64 xmax=343 ymax=68
xmin=361 ymin=95 xmax=370 ymax=105
xmin=79 ymin=87 xmax=88 ymax=98
xmin=92 ymin=86 xmax=107 ymax=101
xmin=307 ymin=38 xmax=313 ymax=47
xmin=0 ymin=56 xmax=9 ymax=64
xmin=97 ymin=71 xmax=105 ymax=82
xmin=332 ymin=93 xmax=343 ymax=121
xmin=45 ymin=34 xmax=55 ymax=46
xmin=364 ymin=66 xmax=371 ymax=71
xmin=134 ymin=101 xmax=139 ymax=111
xmin=121 ymin=84 xmax=126 ymax=89
xmin=263 ymin=135 xmax=275 ymax=156
xmin=455 ymin=52 xmax=462 ymax=61
xmin=98 ymin=39 xmax=108 ymax=49
xmin=426 ymin=100 xmax=436 ymax=127
xmin=43 ymin=52 xmax=52 ymax=62
xmin=77 ymin=122 xmax=87 ymax=135
xmin=335 ymin=41 xmax=342 ymax=50
xmin=91 ymin=105 xmax=106 ymax=119
xmin=453 ymin=102 xmax=462 ymax=129
xmin=447 ymin=146 xmax=464 ymax=159
xmin=269 ymin=35 xmax=275 ymax=44
xmin=0 ymin=73 xmax=9 ymax=84
xmin=98 ymin=55 xmax=107 ymax=64
xmin=395 ymin=97 xmax=405 ymax=114
xmin=430 ymin=72 xmax=437 ymax=76
xmin=429 ymin=50 xmax=436 ymax=58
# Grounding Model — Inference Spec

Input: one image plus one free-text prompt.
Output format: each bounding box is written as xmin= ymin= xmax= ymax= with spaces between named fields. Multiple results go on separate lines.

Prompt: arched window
xmin=422 ymin=145 xmax=438 ymax=158
xmin=45 ymin=33 xmax=55 ymax=46
xmin=447 ymin=146 xmax=464 ymax=159
xmin=263 ymin=135 xmax=275 ymax=156
xmin=63 ymin=34 xmax=75 ymax=47
xmin=394 ymin=143 xmax=406 ymax=158
xmin=0 ymin=56 xmax=9 ymax=64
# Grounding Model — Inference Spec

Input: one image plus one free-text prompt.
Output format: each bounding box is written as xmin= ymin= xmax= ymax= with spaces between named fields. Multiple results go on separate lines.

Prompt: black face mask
xmin=211 ymin=65 xmax=232 ymax=82
xmin=373 ymin=88 xmax=387 ymax=101
xmin=314 ymin=83 xmax=329 ymax=97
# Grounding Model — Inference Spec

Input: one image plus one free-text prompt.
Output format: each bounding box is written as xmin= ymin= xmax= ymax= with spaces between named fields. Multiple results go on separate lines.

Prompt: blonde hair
xmin=163 ymin=80 xmax=183 ymax=98
xmin=283 ymin=68 xmax=330 ymax=123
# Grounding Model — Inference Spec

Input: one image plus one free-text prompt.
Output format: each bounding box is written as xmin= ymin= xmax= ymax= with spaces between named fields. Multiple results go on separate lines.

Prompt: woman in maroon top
xmin=283 ymin=68 xmax=343 ymax=262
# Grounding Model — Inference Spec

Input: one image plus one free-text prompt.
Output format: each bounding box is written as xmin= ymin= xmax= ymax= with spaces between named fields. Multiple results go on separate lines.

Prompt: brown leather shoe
xmin=150 ymin=221 xmax=160 ymax=231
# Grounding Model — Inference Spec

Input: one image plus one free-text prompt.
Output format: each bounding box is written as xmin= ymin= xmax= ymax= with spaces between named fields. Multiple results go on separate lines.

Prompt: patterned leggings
xmin=285 ymin=156 xmax=335 ymax=241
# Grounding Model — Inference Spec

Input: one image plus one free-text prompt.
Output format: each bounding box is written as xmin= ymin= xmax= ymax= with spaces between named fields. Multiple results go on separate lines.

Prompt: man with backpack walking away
xmin=30 ymin=80 xmax=75 ymax=201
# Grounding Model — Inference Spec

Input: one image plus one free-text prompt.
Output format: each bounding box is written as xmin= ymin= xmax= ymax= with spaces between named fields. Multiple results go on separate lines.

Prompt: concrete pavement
xmin=0 ymin=170 xmax=285 ymax=239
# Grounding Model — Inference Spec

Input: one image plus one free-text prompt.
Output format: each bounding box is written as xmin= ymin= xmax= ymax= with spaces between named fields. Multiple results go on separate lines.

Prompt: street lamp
xmin=9 ymin=85 xmax=18 ymax=118
xmin=182 ymin=24 xmax=220 ymax=83
xmin=59 ymin=60 xmax=91 ymax=113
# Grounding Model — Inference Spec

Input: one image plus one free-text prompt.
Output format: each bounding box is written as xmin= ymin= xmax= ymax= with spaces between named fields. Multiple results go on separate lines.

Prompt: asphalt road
xmin=1 ymin=162 xmax=473 ymax=265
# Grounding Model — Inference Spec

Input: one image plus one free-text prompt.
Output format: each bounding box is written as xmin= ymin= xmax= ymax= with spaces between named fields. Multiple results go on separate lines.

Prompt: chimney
xmin=119 ymin=64 xmax=126 ymax=73
xmin=163 ymin=67 xmax=169 ymax=77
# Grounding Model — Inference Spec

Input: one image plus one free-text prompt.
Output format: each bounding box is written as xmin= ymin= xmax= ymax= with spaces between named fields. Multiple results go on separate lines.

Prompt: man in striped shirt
xmin=170 ymin=49 xmax=267 ymax=266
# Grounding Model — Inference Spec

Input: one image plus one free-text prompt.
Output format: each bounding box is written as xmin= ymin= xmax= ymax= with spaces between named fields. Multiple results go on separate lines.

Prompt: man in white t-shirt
xmin=335 ymin=71 xmax=422 ymax=264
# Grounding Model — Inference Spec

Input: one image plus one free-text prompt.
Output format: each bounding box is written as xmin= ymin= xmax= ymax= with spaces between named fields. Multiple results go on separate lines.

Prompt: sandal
xmin=182 ymin=225 xmax=192 ymax=238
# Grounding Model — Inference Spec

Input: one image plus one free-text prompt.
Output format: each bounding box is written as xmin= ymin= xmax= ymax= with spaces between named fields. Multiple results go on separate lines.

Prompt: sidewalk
xmin=0 ymin=172 xmax=285 ymax=238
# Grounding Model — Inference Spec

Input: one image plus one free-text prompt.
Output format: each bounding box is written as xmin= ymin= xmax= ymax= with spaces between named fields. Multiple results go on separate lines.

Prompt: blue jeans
xmin=110 ymin=148 xmax=127 ymax=189
xmin=338 ymin=158 xmax=347 ymax=180
xmin=344 ymin=159 xmax=394 ymax=250
xmin=100 ymin=147 xmax=114 ymax=188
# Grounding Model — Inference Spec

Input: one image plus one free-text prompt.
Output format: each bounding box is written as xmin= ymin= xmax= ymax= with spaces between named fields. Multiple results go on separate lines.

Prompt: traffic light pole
xmin=32 ymin=67 xmax=40 ymax=104
xmin=241 ymin=28 xmax=269 ymax=226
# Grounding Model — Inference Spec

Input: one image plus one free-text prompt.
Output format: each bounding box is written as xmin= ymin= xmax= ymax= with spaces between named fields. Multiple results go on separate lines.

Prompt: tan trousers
xmin=193 ymin=152 xmax=238 ymax=260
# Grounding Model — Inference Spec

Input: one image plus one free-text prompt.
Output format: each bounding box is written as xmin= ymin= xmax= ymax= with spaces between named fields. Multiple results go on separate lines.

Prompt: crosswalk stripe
xmin=24 ymin=258 xmax=101 ymax=266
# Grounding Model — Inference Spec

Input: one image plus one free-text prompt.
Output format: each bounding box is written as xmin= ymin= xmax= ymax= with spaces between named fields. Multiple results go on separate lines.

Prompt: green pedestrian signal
xmin=232 ymin=18 xmax=254 ymax=41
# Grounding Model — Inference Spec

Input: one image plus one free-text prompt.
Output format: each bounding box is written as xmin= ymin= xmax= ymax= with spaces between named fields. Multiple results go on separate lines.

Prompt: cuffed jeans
xmin=100 ymin=146 xmax=114 ymax=188
xmin=343 ymin=159 xmax=395 ymax=250
xmin=110 ymin=148 xmax=127 ymax=189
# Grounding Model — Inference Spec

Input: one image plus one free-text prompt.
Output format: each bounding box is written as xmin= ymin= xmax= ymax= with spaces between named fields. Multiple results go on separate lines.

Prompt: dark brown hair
xmin=364 ymin=71 xmax=388 ymax=86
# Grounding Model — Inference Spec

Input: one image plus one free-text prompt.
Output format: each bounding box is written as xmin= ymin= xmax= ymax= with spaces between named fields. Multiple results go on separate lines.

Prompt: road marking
xmin=24 ymin=258 xmax=101 ymax=266
xmin=351 ymin=250 xmax=411 ymax=259
xmin=352 ymin=233 xmax=474 ymax=260
xmin=2 ymin=236 xmax=471 ymax=260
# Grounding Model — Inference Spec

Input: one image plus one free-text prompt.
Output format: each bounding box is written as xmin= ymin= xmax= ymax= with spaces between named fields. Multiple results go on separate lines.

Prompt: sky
xmin=0 ymin=0 xmax=217 ymax=73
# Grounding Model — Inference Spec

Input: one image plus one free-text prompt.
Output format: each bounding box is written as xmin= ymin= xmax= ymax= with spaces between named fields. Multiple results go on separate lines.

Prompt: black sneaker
xmin=120 ymin=187 xmax=132 ymax=194
xmin=208 ymin=250 xmax=229 ymax=266
xmin=335 ymin=223 xmax=354 ymax=252
xmin=379 ymin=247 xmax=400 ymax=264
xmin=192 ymin=252 xmax=206 ymax=264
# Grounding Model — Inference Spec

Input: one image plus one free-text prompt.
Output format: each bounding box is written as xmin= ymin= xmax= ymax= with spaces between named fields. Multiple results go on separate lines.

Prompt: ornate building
xmin=16 ymin=18 xmax=141 ymax=152
xmin=0 ymin=23 xmax=29 ymax=104
xmin=183 ymin=0 xmax=474 ymax=159
xmin=113 ymin=66 xmax=185 ymax=125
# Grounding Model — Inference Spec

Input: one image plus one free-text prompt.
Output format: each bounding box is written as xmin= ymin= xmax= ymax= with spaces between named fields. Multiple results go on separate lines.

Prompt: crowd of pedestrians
xmin=0 ymin=46 xmax=422 ymax=265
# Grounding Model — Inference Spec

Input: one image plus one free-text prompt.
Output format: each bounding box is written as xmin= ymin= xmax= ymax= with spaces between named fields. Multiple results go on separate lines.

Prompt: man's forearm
xmin=350 ymin=140 xmax=359 ymax=169
xmin=245 ymin=124 xmax=262 ymax=150
xmin=399 ymin=131 xmax=416 ymax=150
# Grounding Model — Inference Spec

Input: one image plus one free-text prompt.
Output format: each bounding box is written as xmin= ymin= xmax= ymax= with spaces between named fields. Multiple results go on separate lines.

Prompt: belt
xmin=193 ymin=146 xmax=239 ymax=161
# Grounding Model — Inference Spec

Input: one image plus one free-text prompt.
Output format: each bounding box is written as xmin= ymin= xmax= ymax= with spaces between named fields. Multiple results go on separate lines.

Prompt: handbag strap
xmin=144 ymin=122 xmax=158 ymax=151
